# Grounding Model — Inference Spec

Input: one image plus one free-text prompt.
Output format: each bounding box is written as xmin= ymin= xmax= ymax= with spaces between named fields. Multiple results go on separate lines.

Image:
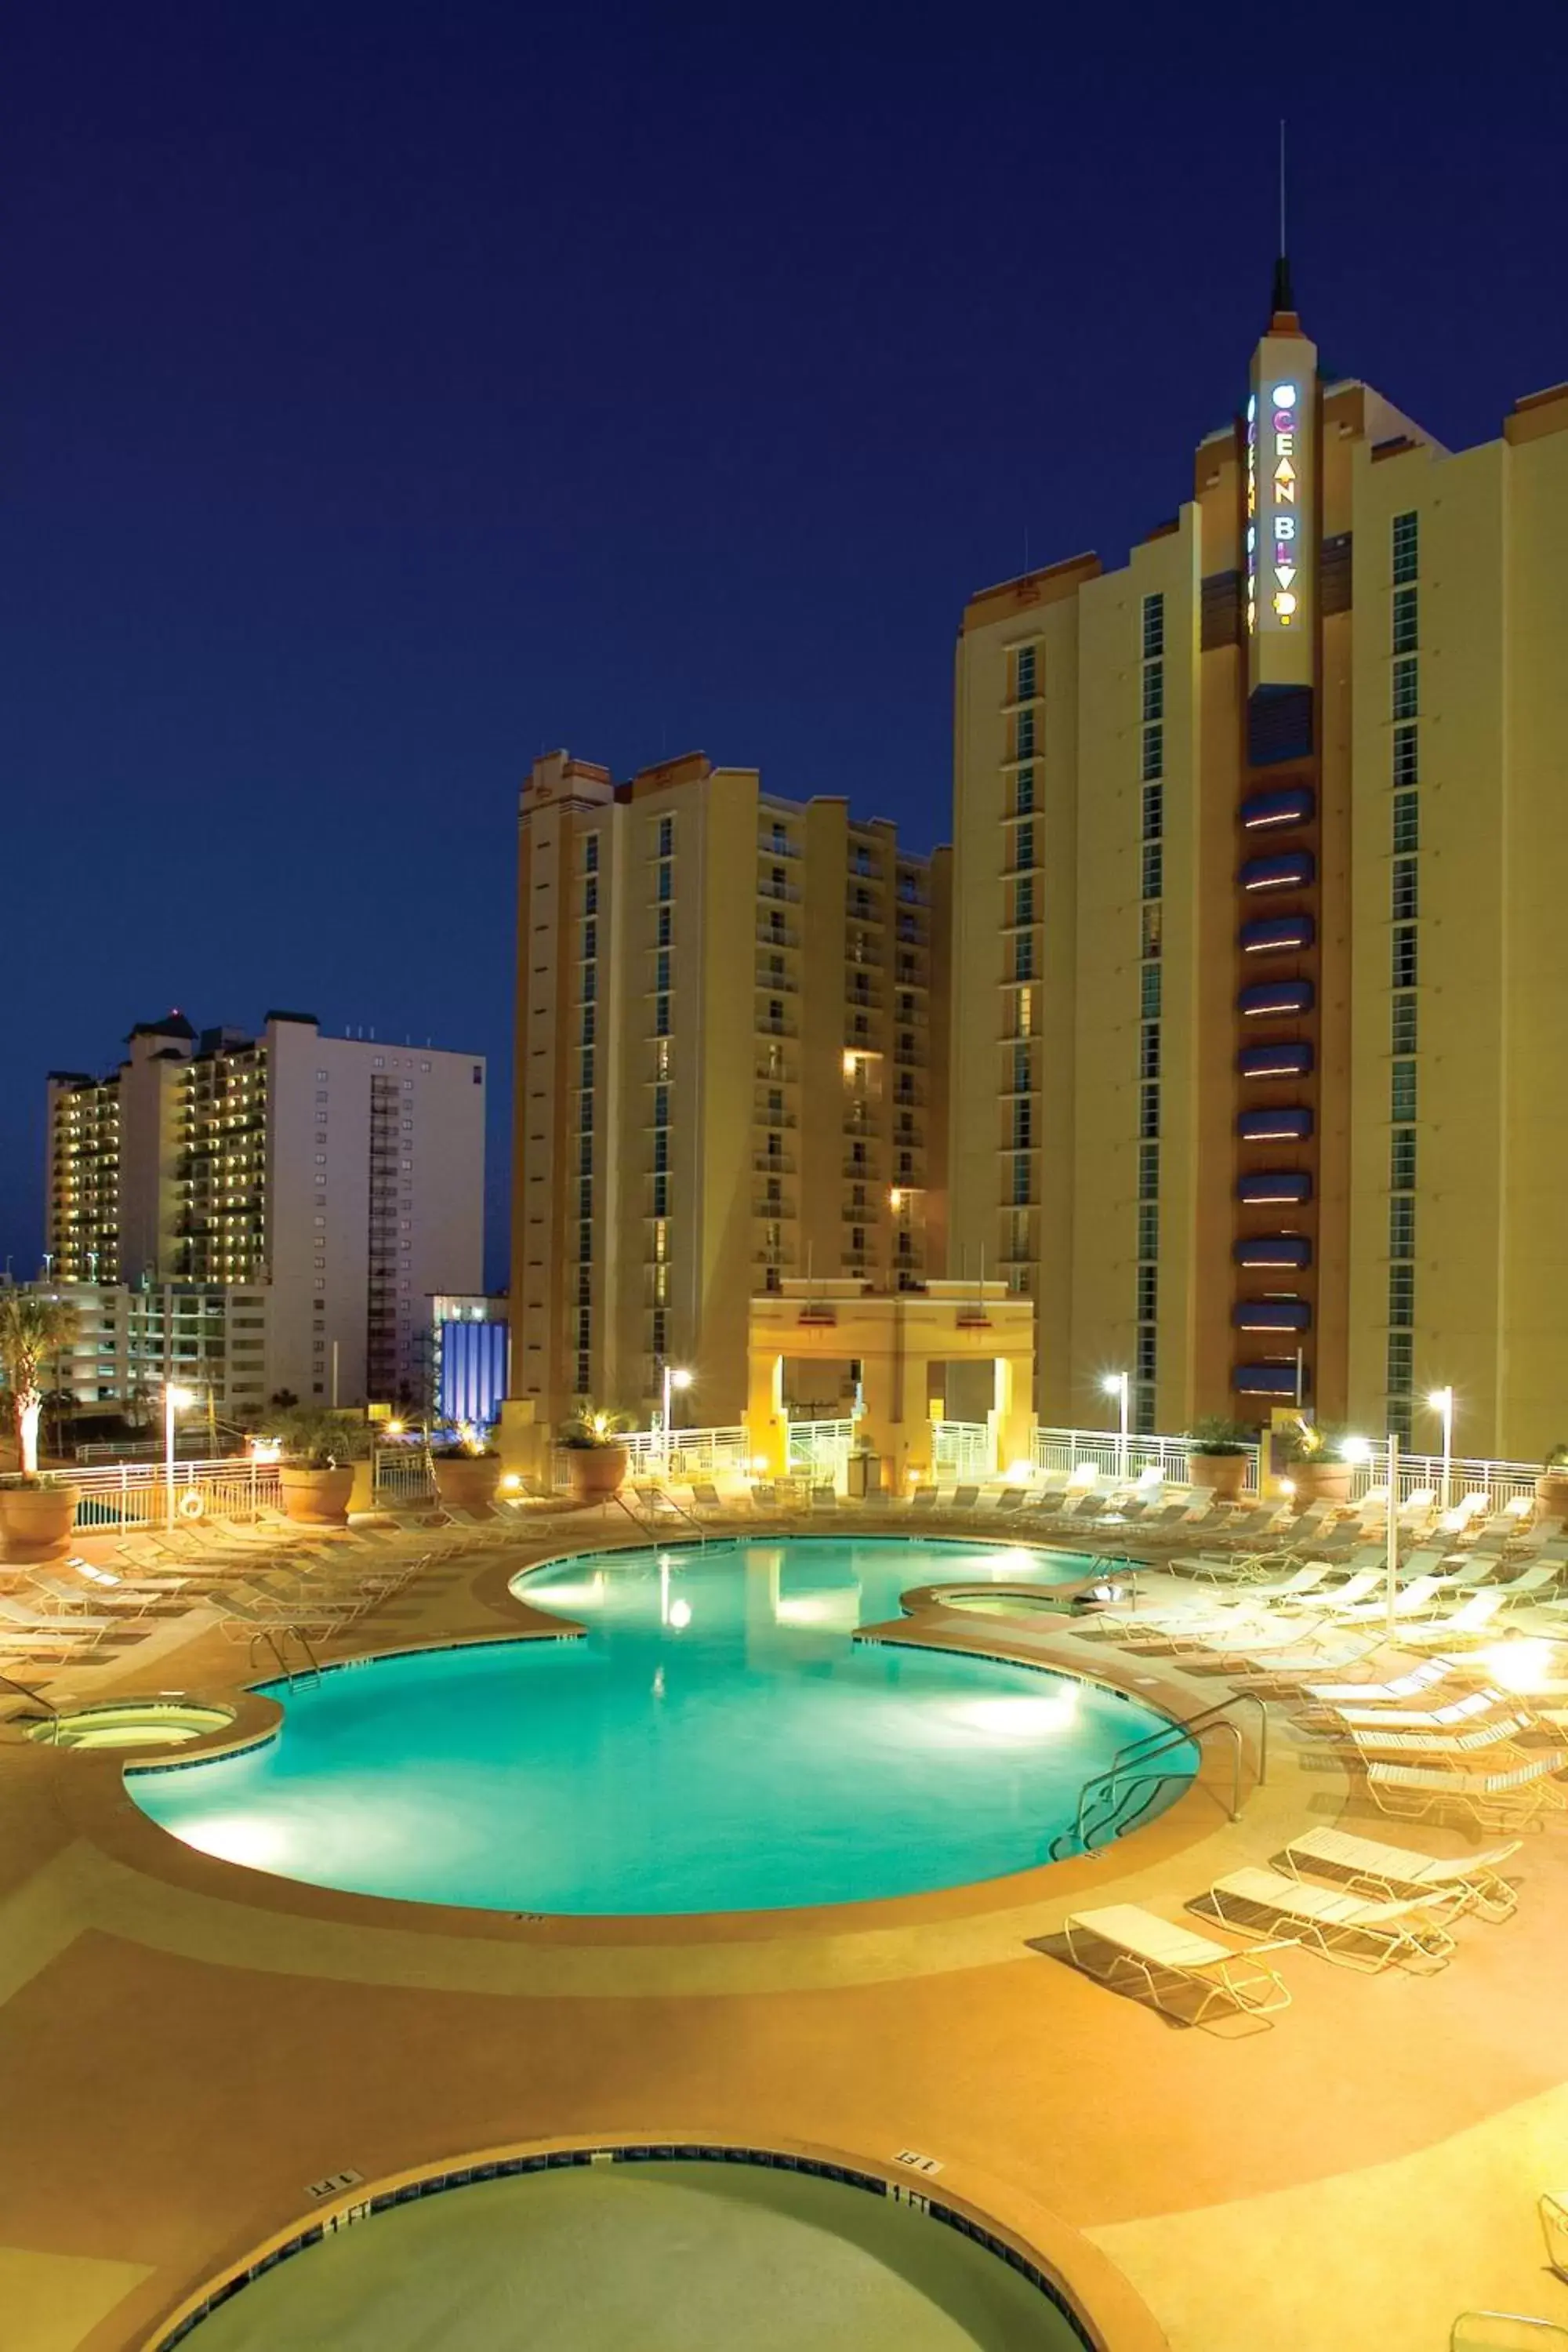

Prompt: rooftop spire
xmin=1269 ymin=118 xmax=1298 ymax=326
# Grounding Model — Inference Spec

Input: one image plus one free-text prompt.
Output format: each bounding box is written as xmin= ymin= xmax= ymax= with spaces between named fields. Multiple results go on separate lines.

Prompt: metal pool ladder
xmin=1051 ymin=1693 xmax=1269 ymax=1860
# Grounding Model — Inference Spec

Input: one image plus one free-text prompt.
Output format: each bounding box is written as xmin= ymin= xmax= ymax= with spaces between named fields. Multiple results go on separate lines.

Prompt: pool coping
xmin=42 ymin=1537 xmax=1265 ymax=1966
xmin=137 ymin=2127 xmax=1163 ymax=2352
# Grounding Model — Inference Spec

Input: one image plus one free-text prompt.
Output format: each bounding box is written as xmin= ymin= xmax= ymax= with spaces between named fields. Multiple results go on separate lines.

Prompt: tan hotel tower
xmin=950 ymin=263 xmax=1568 ymax=1461
xmin=510 ymin=752 xmax=950 ymax=1431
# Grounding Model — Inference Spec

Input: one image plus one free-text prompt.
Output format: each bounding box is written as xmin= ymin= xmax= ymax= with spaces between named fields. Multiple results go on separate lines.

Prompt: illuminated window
xmin=1392 ymin=586 xmax=1418 ymax=654
xmin=1393 ymin=792 xmax=1419 ymax=853
xmin=1141 ymin=902 xmax=1162 ymax=959
xmin=1014 ymin=985 xmax=1035 ymax=1038
xmin=1392 ymin=510 xmax=1419 ymax=585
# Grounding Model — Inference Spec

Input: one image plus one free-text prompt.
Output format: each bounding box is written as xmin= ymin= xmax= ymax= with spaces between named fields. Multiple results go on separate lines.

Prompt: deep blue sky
xmin=6 ymin=4 xmax=1566 ymax=1289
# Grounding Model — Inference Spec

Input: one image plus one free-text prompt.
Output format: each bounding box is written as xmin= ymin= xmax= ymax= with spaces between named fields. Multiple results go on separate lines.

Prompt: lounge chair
xmin=688 ymin=1481 xmax=728 ymax=1519
xmin=809 ymin=1483 xmax=840 ymax=1511
xmin=1198 ymin=1864 xmax=1461 ymax=1972
xmin=0 ymin=1595 xmax=118 ymax=1652
xmin=949 ymin=1486 xmax=981 ymax=1513
xmin=908 ymin=1486 xmax=938 ymax=1513
xmin=1303 ymin=1659 xmax=1452 ymax=1706
xmin=990 ymin=1488 xmax=1026 ymax=1519
xmin=1366 ymin=1756 xmax=1568 ymax=1830
xmin=1398 ymin=1590 xmax=1510 ymax=1646
xmin=1315 ymin=1688 xmax=1507 ymax=1734
xmin=27 ymin=1570 xmax=188 ymax=1623
xmin=1349 ymin=1711 xmax=1536 ymax=1764
xmin=1450 ymin=2313 xmax=1568 ymax=2349
xmin=1279 ymin=1825 xmax=1520 ymax=1922
xmin=1062 ymin=1904 xmax=1291 ymax=2024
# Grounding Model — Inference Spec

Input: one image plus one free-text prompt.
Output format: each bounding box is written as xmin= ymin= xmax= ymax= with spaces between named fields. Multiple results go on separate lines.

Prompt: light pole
xmin=1427 ymin=1386 xmax=1454 ymax=1513
xmin=164 ymin=1384 xmax=194 ymax=1528
xmin=1385 ymin=1429 xmax=1402 ymax=1640
xmin=662 ymin=1366 xmax=692 ymax=1479
xmin=1102 ymin=1371 xmax=1130 ymax=1485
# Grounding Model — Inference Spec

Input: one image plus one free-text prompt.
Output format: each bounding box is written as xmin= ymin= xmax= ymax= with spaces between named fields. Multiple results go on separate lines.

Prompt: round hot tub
xmin=30 ymin=1697 xmax=235 ymax=1752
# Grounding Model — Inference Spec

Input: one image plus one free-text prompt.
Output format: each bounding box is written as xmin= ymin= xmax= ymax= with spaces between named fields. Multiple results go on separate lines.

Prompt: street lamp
xmin=1102 ymin=1371 xmax=1131 ymax=1486
xmin=662 ymin=1365 xmax=693 ymax=1478
xmin=164 ymin=1383 xmax=194 ymax=1528
xmin=1427 ymin=1385 xmax=1455 ymax=1512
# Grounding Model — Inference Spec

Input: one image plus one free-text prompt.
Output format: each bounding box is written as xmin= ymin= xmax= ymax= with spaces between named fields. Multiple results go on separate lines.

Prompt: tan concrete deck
xmin=2 ymin=1513 xmax=1566 ymax=2350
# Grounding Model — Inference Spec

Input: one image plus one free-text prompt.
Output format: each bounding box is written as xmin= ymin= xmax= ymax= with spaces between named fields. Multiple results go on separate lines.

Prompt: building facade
xmin=17 ymin=1280 xmax=274 ymax=1430
xmin=950 ymin=269 xmax=1568 ymax=1460
xmin=46 ymin=1012 xmax=486 ymax=1409
xmin=510 ymin=751 xmax=951 ymax=1431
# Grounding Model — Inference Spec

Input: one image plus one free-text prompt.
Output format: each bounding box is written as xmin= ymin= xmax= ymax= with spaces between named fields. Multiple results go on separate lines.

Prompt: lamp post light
xmin=662 ymin=1365 xmax=693 ymax=1479
xmin=1427 ymin=1386 xmax=1455 ymax=1513
xmin=1385 ymin=1428 xmax=1402 ymax=1641
xmin=1102 ymin=1371 xmax=1131 ymax=1486
xmin=164 ymin=1383 xmax=195 ymax=1528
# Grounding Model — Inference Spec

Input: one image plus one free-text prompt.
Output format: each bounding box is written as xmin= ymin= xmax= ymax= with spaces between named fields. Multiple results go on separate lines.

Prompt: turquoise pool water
xmin=130 ymin=1539 xmax=1192 ymax=1915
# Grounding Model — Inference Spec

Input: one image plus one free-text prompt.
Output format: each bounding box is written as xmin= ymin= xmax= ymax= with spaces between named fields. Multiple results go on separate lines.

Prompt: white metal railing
xmin=1029 ymin=1425 xmax=1542 ymax=1512
xmin=786 ymin=1417 xmax=854 ymax=1483
xmin=931 ymin=1421 xmax=995 ymax=1478
xmin=1346 ymin=1444 xmax=1540 ymax=1513
xmin=547 ymin=1424 xmax=750 ymax=1491
xmin=63 ymin=1455 xmax=283 ymax=1530
xmin=1032 ymin=1426 xmax=1262 ymax=1494
xmin=373 ymin=1450 xmax=435 ymax=1503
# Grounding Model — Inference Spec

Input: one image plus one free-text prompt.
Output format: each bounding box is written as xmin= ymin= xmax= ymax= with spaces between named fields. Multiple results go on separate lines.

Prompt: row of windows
xmin=1138 ymin=595 xmax=1166 ymax=1410
xmin=1385 ymin=517 xmax=1421 ymax=1434
xmin=1015 ymin=644 xmax=1037 ymax=700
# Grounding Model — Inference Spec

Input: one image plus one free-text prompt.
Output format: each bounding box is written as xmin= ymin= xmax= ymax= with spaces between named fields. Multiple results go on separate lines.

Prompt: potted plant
xmin=558 ymin=1402 xmax=633 ymax=1502
xmin=1184 ymin=1415 xmax=1254 ymax=1501
xmin=1537 ymin=1446 xmax=1568 ymax=1520
xmin=1271 ymin=1419 xmax=1355 ymax=1505
xmin=430 ymin=1423 xmax=503 ymax=1512
xmin=261 ymin=1406 xmax=373 ymax=1526
xmin=0 ymin=1292 xmax=82 ymax=1561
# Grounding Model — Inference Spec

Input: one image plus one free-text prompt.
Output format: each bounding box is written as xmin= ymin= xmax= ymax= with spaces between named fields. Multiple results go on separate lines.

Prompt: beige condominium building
xmin=950 ymin=261 xmax=1568 ymax=1460
xmin=46 ymin=1011 xmax=485 ymax=1410
xmin=510 ymin=751 xmax=951 ymax=1432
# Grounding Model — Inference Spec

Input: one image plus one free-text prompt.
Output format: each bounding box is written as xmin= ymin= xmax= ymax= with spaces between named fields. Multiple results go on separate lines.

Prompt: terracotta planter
xmin=0 ymin=1484 xmax=79 ymax=1563
xmin=565 ymin=1443 xmax=627 ymax=1503
xmin=279 ymin=1464 xmax=355 ymax=1526
xmin=1285 ymin=1460 xmax=1354 ymax=1506
xmin=1535 ymin=1472 xmax=1568 ymax=1521
xmin=433 ymin=1456 xmax=503 ymax=1513
xmin=1187 ymin=1452 xmax=1248 ymax=1501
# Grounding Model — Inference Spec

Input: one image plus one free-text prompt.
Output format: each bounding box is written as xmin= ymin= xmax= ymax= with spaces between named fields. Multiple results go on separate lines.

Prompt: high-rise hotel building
xmin=47 ymin=1012 xmax=485 ymax=1408
xmin=510 ymin=751 xmax=951 ymax=1429
xmin=951 ymin=267 xmax=1568 ymax=1458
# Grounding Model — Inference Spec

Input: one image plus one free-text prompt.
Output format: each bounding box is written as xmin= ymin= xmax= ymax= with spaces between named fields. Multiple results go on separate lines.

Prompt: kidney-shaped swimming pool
xmin=130 ymin=1539 xmax=1192 ymax=1915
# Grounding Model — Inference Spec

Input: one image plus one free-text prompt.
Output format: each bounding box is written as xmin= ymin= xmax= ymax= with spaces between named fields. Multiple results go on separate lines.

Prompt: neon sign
xmin=1268 ymin=381 xmax=1299 ymax=625
xmin=1246 ymin=322 xmax=1316 ymax=687
xmin=1245 ymin=395 xmax=1258 ymax=634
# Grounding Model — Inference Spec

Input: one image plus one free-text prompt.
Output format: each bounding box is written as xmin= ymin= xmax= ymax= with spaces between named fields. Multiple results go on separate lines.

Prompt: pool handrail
xmin=1054 ymin=1692 xmax=1269 ymax=1860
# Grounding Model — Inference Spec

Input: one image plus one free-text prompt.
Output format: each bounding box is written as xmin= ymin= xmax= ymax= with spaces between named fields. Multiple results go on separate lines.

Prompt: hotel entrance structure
xmin=746 ymin=1279 xmax=1035 ymax=1492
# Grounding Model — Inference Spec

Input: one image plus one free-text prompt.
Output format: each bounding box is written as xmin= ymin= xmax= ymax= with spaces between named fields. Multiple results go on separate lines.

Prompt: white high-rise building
xmin=45 ymin=1011 xmax=486 ymax=1408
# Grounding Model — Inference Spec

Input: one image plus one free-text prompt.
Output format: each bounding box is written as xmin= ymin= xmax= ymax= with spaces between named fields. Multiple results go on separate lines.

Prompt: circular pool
xmin=129 ymin=1539 xmax=1192 ymax=1915
xmin=176 ymin=2156 xmax=1084 ymax=2350
xmin=29 ymin=1697 xmax=235 ymax=1751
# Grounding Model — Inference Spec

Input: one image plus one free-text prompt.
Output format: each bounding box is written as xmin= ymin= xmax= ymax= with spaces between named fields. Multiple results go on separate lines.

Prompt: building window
xmin=652 ymin=1174 xmax=669 ymax=1217
xmin=1391 ymin=1059 xmax=1417 ymax=1123
xmin=1015 ymin=643 xmax=1037 ymax=699
xmin=1392 ymin=725 xmax=1419 ymax=787
xmin=1140 ymin=964 xmax=1161 ymax=1020
xmin=653 ymin=1084 xmax=670 ymax=1127
xmin=580 ymin=1047 xmax=595 ymax=1091
xmin=1010 ymin=1155 xmax=1031 ymax=1206
xmin=1141 ymin=902 xmax=1162 ymax=959
xmin=584 ymin=877 xmax=598 ymax=916
xmin=1388 ymin=1265 xmax=1415 ymax=1328
xmin=1141 ymin=840 xmax=1163 ymax=901
xmin=1142 ymin=782 xmax=1163 ymax=841
xmin=1014 ymin=820 xmax=1035 ymax=870
xmin=1142 ymin=664 xmax=1164 ymax=723
xmin=1390 ymin=1196 xmax=1415 ymax=1259
xmin=657 ymin=905 xmax=673 ymax=947
xmin=581 ymin=1005 xmax=596 ymax=1045
xmin=1138 ymin=1203 xmax=1159 ymax=1260
xmin=1392 ymin=994 xmax=1417 ymax=1054
xmin=1392 ymin=857 xmax=1419 ymax=922
xmin=1136 ymin=1264 xmax=1158 ymax=1323
xmin=1140 ymin=1022 xmax=1161 ymax=1080
xmin=657 ymin=815 xmax=673 ymax=857
xmin=578 ymin=1178 xmax=593 ymax=1218
xmin=655 ymin=995 xmax=671 ymax=1036
xmin=1392 ymin=510 xmax=1419 ymax=586
xmin=1391 ymin=1129 xmax=1417 ymax=1190
xmin=1011 ymin=1099 xmax=1033 ymax=1151
xmin=1138 ymin=1141 xmax=1160 ymax=1200
xmin=657 ymin=862 xmax=673 ymax=902
xmin=1388 ymin=1329 xmax=1413 ymax=1391
xmin=583 ymin=964 xmax=597 ymax=1002
xmin=584 ymin=833 xmax=600 ymax=873
xmin=1136 ymin=1327 xmax=1157 ymax=1381
xmin=1392 ymin=586 xmax=1419 ymax=654
xmin=1141 ymin=725 xmax=1164 ymax=782
xmin=583 ymin=920 xmax=597 ymax=960
xmin=652 ymin=1131 xmax=669 ymax=1173
xmin=1142 ymin=593 xmax=1164 ymax=660
xmin=1138 ymin=1082 xmax=1160 ymax=1140
xmin=1013 ymin=877 xmax=1034 ymax=926
xmin=1392 ymin=925 xmax=1418 ymax=990
xmin=1013 ymin=934 xmax=1034 ymax=982
xmin=1392 ymin=791 xmax=1419 ymax=853
xmin=1015 ymin=709 xmax=1036 ymax=759
xmin=1392 ymin=657 xmax=1419 ymax=720
xmin=1014 ymin=766 xmax=1035 ymax=815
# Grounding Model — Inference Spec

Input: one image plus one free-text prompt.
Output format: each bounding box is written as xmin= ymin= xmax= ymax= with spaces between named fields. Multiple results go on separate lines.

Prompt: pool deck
xmin=3 ymin=1512 xmax=1567 ymax=2350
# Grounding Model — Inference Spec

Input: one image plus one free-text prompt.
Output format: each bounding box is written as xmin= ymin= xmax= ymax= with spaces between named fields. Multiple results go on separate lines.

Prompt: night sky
xmin=7 ymin=5 xmax=1566 ymax=1289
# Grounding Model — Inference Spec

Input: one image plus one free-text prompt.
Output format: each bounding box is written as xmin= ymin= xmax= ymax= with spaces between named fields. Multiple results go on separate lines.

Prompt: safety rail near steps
xmin=608 ymin=1486 xmax=709 ymax=1546
xmin=1052 ymin=1693 xmax=1269 ymax=1861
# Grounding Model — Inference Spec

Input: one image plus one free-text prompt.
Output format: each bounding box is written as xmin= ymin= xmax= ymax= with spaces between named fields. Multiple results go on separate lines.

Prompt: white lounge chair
xmin=1303 ymin=1659 xmax=1452 ymax=1706
xmin=1199 ymin=1864 xmax=1461 ymax=1972
xmin=1062 ymin=1904 xmax=1291 ymax=2024
xmin=1367 ymin=1756 xmax=1568 ymax=1830
xmin=1280 ymin=1825 xmax=1520 ymax=1922
xmin=1349 ymin=1711 xmax=1536 ymax=1763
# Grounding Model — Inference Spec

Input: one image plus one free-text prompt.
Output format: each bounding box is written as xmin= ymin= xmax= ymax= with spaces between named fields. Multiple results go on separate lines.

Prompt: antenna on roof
xmin=1279 ymin=117 xmax=1287 ymax=258
xmin=1270 ymin=119 xmax=1295 ymax=318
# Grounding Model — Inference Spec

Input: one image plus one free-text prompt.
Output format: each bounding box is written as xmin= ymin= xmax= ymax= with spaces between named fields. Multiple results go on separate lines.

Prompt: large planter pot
xmin=1284 ymin=1461 xmax=1355 ymax=1507
xmin=0 ymin=1484 xmax=79 ymax=1563
xmin=566 ymin=1443 xmax=628 ymax=1503
xmin=279 ymin=1465 xmax=355 ymax=1526
xmin=1187 ymin=1453 xmax=1248 ymax=1501
xmin=1535 ymin=1472 xmax=1568 ymax=1521
xmin=433 ymin=1456 xmax=503 ymax=1513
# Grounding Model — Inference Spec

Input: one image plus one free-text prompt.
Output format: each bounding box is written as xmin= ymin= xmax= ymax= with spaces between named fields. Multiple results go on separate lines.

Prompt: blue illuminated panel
xmin=1237 ymin=1040 xmax=1314 ymax=1079
xmin=437 ymin=1319 xmax=509 ymax=1429
xmin=1237 ymin=1170 xmax=1312 ymax=1205
xmin=1238 ymin=979 xmax=1313 ymax=1018
xmin=1237 ymin=1107 xmax=1313 ymax=1142
xmin=1233 ymin=1361 xmax=1304 ymax=1395
xmin=1240 ymin=851 xmax=1316 ymax=891
xmin=1240 ymin=786 xmax=1315 ymax=829
xmin=1240 ymin=914 xmax=1314 ymax=955
xmin=1232 ymin=1298 xmax=1312 ymax=1331
xmin=1232 ymin=1234 xmax=1312 ymax=1269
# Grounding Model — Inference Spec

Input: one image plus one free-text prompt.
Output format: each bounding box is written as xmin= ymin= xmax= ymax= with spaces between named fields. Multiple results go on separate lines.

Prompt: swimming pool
xmin=130 ymin=1539 xmax=1192 ymax=1915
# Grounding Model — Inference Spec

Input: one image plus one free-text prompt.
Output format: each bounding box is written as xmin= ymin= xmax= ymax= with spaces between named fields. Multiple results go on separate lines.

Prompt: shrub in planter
xmin=1272 ymin=1420 xmax=1356 ymax=1504
xmin=1184 ymin=1415 xmax=1253 ymax=1500
xmin=259 ymin=1406 xmax=374 ymax=1526
xmin=558 ymin=1403 xmax=633 ymax=1502
xmin=1537 ymin=1445 xmax=1568 ymax=1519
xmin=430 ymin=1425 xmax=503 ymax=1512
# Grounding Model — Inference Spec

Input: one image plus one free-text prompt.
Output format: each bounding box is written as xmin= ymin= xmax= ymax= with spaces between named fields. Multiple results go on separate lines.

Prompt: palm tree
xmin=0 ymin=1294 xmax=80 ymax=1475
